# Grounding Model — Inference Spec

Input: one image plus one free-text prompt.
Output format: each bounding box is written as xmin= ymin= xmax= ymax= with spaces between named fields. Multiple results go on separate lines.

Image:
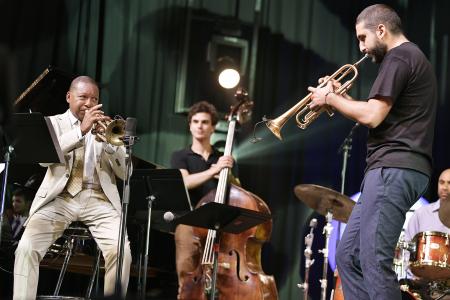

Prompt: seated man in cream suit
xmin=13 ymin=76 xmax=131 ymax=299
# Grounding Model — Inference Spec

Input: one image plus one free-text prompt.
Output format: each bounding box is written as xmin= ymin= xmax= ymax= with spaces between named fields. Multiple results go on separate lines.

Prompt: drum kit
xmin=294 ymin=184 xmax=450 ymax=300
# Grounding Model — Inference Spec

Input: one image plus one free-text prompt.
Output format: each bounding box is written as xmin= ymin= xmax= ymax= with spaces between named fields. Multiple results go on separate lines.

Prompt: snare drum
xmin=409 ymin=231 xmax=450 ymax=280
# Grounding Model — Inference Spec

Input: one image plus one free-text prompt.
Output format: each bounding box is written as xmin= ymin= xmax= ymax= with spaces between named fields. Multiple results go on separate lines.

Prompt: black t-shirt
xmin=170 ymin=147 xmax=222 ymax=207
xmin=366 ymin=42 xmax=437 ymax=176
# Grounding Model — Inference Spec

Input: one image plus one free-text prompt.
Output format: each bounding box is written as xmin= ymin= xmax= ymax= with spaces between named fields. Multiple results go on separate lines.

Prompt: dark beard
xmin=370 ymin=41 xmax=388 ymax=64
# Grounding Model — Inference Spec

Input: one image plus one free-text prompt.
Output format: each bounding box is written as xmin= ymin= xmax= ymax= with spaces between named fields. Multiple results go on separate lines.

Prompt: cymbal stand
xmin=319 ymin=211 xmax=333 ymax=300
xmin=298 ymin=218 xmax=318 ymax=299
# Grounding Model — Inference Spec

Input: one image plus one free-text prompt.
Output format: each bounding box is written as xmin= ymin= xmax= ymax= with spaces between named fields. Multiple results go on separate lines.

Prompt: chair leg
xmin=85 ymin=246 xmax=102 ymax=299
xmin=53 ymin=237 xmax=75 ymax=296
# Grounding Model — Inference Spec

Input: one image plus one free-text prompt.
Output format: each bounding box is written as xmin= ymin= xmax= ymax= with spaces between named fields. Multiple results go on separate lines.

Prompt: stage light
xmin=208 ymin=35 xmax=248 ymax=90
xmin=216 ymin=56 xmax=241 ymax=89
xmin=218 ymin=68 xmax=240 ymax=89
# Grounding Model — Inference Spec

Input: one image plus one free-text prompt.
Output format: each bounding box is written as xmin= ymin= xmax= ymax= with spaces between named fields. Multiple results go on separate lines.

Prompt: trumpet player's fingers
xmin=331 ymin=79 xmax=342 ymax=90
xmin=80 ymin=105 xmax=105 ymax=134
xmin=318 ymin=76 xmax=331 ymax=85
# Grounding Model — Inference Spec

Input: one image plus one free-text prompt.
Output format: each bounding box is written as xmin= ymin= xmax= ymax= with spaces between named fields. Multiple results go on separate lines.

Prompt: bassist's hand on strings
xmin=210 ymin=155 xmax=234 ymax=176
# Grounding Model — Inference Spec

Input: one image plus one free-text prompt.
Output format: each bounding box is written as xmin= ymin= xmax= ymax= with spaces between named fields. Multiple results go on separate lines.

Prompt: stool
xmin=38 ymin=222 xmax=102 ymax=300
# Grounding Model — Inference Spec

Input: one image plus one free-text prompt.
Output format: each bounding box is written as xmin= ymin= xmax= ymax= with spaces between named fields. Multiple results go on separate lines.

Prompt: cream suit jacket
xmin=25 ymin=110 xmax=126 ymax=225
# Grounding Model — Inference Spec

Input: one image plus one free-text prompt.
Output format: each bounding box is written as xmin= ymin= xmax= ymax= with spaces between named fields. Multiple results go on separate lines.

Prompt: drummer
xmin=405 ymin=168 xmax=450 ymax=240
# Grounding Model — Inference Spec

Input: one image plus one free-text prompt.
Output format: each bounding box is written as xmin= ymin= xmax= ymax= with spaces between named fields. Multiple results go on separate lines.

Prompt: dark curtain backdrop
xmin=1 ymin=0 xmax=449 ymax=299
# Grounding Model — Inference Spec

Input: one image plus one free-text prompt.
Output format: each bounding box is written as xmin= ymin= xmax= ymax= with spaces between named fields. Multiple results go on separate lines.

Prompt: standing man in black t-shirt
xmin=308 ymin=4 xmax=437 ymax=300
xmin=170 ymin=101 xmax=234 ymax=292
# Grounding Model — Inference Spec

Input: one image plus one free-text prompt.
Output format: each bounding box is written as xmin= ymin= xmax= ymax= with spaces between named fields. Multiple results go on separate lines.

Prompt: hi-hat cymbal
xmin=294 ymin=184 xmax=355 ymax=223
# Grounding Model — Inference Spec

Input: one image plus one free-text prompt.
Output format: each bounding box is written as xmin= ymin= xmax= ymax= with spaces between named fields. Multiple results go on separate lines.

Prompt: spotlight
xmin=208 ymin=35 xmax=248 ymax=89
xmin=216 ymin=56 xmax=240 ymax=89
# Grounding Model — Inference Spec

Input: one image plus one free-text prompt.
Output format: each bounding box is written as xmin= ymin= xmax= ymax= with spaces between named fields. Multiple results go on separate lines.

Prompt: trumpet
xmin=91 ymin=116 xmax=126 ymax=146
xmin=265 ymin=55 xmax=368 ymax=140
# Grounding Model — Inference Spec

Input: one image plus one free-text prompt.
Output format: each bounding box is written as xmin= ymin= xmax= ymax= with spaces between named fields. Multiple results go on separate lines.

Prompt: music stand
xmin=172 ymin=202 xmax=271 ymax=300
xmin=131 ymin=168 xmax=192 ymax=299
xmin=0 ymin=112 xmax=63 ymax=242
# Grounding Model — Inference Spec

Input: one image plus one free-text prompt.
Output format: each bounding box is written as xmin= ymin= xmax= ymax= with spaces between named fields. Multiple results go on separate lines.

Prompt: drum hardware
xmin=394 ymin=233 xmax=415 ymax=279
xmin=297 ymin=218 xmax=318 ymax=299
xmin=294 ymin=184 xmax=355 ymax=300
xmin=435 ymin=289 xmax=450 ymax=300
xmin=319 ymin=211 xmax=334 ymax=300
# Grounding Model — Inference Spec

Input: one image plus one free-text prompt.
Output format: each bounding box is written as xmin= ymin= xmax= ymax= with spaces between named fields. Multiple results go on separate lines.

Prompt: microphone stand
xmin=329 ymin=123 xmax=358 ymax=297
xmin=115 ymin=119 xmax=138 ymax=297
xmin=298 ymin=218 xmax=318 ymax=299
xmin=338 ymin=123 xmax=358 ymax=193
xmin=140 ymin=180 xmax=155 ymax=300
xmin=335 ymin=123 xmax=359 ymax=241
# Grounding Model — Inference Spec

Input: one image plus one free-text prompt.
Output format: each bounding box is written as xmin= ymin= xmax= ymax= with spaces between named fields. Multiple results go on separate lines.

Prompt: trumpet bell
xmin=105 ymin=119 xmax=126 ymax=146
xmin=266 ymin=120 xmax=283 ymax=140
xmin=92 ymin=117 xmax=126 ymax=146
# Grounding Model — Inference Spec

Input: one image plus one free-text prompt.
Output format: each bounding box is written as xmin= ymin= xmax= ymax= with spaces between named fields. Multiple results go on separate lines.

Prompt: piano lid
xmin=14 ymin=66 xmax=74 ymax=116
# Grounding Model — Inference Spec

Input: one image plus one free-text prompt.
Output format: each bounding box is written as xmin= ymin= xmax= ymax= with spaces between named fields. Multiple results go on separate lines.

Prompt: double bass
xmin=178 ymin=89 xmax=278 ymax=300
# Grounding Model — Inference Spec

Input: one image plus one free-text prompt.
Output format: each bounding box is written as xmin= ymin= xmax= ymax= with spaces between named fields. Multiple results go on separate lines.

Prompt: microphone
xmin=124 ymin=117 xmax=137 ymax=137
xmin=163 ymin=211 xmax=177 ymax=222
xmin=122 ymin=117 xmax=138 ymax=146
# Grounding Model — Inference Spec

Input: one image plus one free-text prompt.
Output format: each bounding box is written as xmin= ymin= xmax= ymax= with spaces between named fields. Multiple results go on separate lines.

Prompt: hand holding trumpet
xmin=307 ymin=79 xmax=335 ymax=110
xmin=80 ymin=104 xmax=107 ymax=135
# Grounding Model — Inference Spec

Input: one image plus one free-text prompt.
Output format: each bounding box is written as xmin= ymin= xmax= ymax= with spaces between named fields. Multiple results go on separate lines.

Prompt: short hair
xmin=12 ymin=188 xmax=34 ymax=203
xmin=187 ymin=101 xmax=219 ymax=126
xmin=69 ymin=75 xmax=99 ymax=91
xmin=356 ymin=4 xmax=403 ymax=35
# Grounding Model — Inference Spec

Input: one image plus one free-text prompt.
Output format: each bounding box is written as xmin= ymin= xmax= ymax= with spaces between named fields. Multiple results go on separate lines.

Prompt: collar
xmin=431 ymin=199 xmax=441 ymax=212
xmin=67 ymin=109 xmax=80 ymax=126
xmin=188 ymin=145 xmax=220 ymax=157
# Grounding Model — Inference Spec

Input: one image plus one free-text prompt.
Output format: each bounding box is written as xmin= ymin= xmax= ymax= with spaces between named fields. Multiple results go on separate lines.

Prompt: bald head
xmin=438 ymin=168 xmax=450 ymax=201
xmin=69 ymin=76 xmax=98 ymax=92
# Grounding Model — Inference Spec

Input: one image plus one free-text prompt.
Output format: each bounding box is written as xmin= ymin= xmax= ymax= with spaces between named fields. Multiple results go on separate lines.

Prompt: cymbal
xmin=294 ymin=184 xmax=355 ymax=223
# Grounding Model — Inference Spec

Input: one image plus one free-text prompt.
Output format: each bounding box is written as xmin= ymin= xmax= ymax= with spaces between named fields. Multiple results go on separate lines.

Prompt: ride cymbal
xmin=294 ymin=184 xmax=355 ymax=223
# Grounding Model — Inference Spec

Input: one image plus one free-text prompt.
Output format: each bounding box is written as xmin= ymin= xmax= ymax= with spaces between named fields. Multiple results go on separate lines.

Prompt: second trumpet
xmin=265 ymin=55 xmax=368 ymax=140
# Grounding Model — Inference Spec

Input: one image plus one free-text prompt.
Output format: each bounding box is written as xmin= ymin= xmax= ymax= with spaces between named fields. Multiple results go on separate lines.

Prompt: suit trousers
xmin=336 ymin=167 xmax=429 ymax=300
xmin=174 ymin=224 xmax=202 ymax=291
xmin=13 ymin=188 xmax=132 ymax=300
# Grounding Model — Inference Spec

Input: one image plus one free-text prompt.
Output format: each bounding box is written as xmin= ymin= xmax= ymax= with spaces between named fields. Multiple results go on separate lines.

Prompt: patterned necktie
xmin=65 ymin=145 xmax=85 ymax=197
xmin=11 ymin=217 xmax=22 ymax=238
